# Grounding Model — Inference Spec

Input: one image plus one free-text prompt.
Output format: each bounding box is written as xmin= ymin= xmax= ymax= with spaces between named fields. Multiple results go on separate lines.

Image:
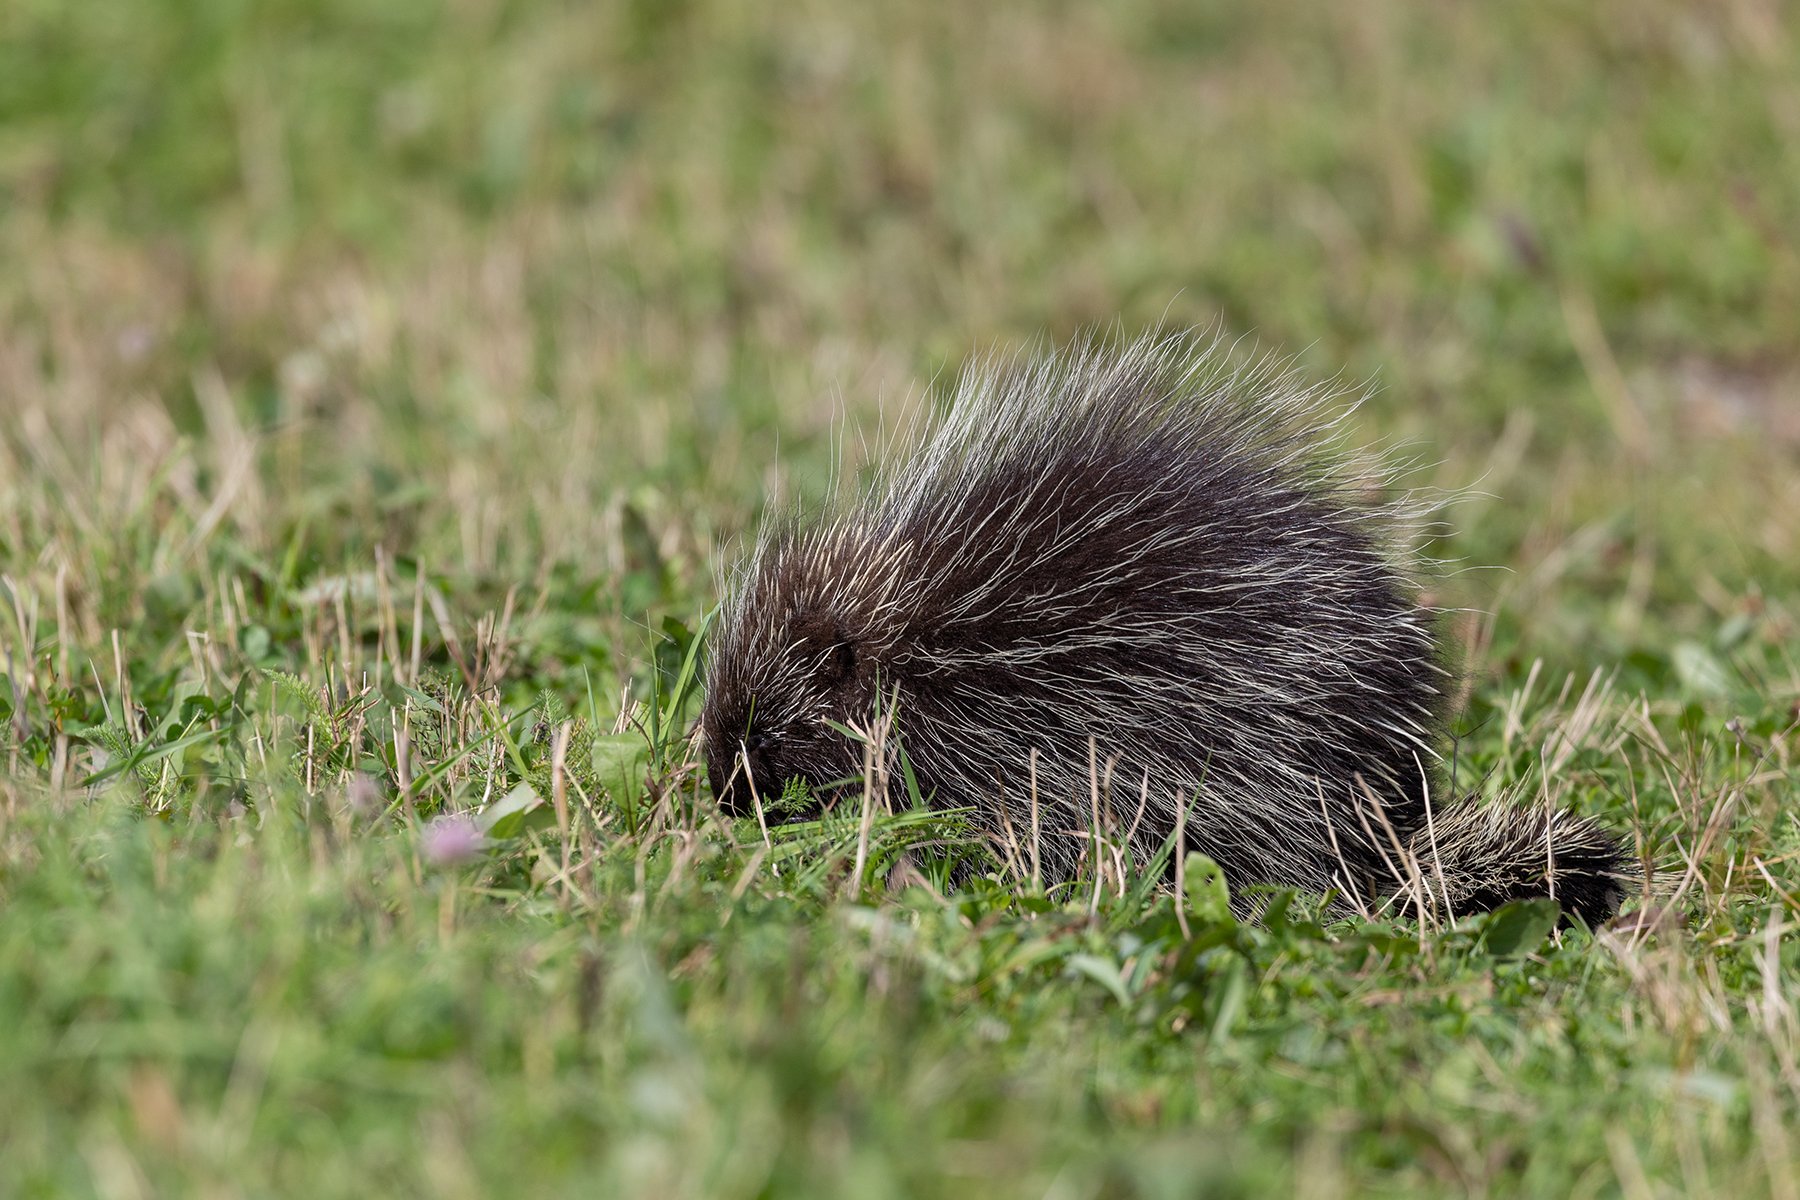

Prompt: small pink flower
xmin=421 ymin=814 xmax=486 ymax=866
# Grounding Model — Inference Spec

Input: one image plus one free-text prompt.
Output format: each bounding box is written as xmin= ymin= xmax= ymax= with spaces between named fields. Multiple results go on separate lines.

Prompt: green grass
xmin=3 ymin=0 xmax=1799 ymax=1194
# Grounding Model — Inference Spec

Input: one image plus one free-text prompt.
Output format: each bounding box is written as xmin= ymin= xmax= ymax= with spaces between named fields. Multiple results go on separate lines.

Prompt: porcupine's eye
xmin=826 ymin=639 xmax=856 ymax=684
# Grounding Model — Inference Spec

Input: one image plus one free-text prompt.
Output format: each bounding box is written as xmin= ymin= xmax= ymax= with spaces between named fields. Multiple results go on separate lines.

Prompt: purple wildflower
xmin=421 ymin=814 xmax=486 ymax=866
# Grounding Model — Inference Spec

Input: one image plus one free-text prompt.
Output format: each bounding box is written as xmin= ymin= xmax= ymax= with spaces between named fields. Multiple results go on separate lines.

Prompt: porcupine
xmin=699 ymin=332 xmax=1628 ymax=925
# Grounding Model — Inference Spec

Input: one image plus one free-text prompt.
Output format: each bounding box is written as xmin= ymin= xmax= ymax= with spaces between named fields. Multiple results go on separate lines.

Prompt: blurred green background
xmin=2 ymin=2 xmax=1798 ymax=1196
xmin=5 ymin=0 xmax=1797 ymax=665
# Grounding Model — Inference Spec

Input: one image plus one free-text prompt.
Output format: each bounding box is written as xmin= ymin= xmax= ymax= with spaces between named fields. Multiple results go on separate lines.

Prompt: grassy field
xmin=3 ymin=1 xmax=1799 ymax=1195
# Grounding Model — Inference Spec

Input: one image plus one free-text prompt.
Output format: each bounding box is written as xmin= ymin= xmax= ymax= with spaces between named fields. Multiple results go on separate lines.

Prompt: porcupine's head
xmin=700 ymin=518 xmax=902 ymax=817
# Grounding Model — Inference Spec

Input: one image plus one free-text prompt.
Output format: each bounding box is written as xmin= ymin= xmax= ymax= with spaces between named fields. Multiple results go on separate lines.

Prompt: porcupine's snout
xmin=707 ymin=720 xmax=873 ymax=819
xmin=702 ymin=581 xmax=878 ymax=818
xmin=703 ymin=717 xmax=851 ymax=817
xmin=703 ymin=727 xmax=760 ymax=816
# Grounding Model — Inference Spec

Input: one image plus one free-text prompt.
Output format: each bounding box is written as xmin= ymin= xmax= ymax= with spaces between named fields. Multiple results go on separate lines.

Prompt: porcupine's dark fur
xmin=699 ymin=332 xmax=1629 ymax=925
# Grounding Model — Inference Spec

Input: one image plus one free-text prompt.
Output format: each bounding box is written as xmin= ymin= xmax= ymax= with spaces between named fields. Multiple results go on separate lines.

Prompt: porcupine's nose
xmin=708 ymin=732 xmax=767 ymax=815
xmin=706 ymin=751 xmax=741 ymax=814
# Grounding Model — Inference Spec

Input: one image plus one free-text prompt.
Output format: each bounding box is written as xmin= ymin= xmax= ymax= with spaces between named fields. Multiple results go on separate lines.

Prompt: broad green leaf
xmin=1481 ymin=898 xmax=1561 ymax=957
